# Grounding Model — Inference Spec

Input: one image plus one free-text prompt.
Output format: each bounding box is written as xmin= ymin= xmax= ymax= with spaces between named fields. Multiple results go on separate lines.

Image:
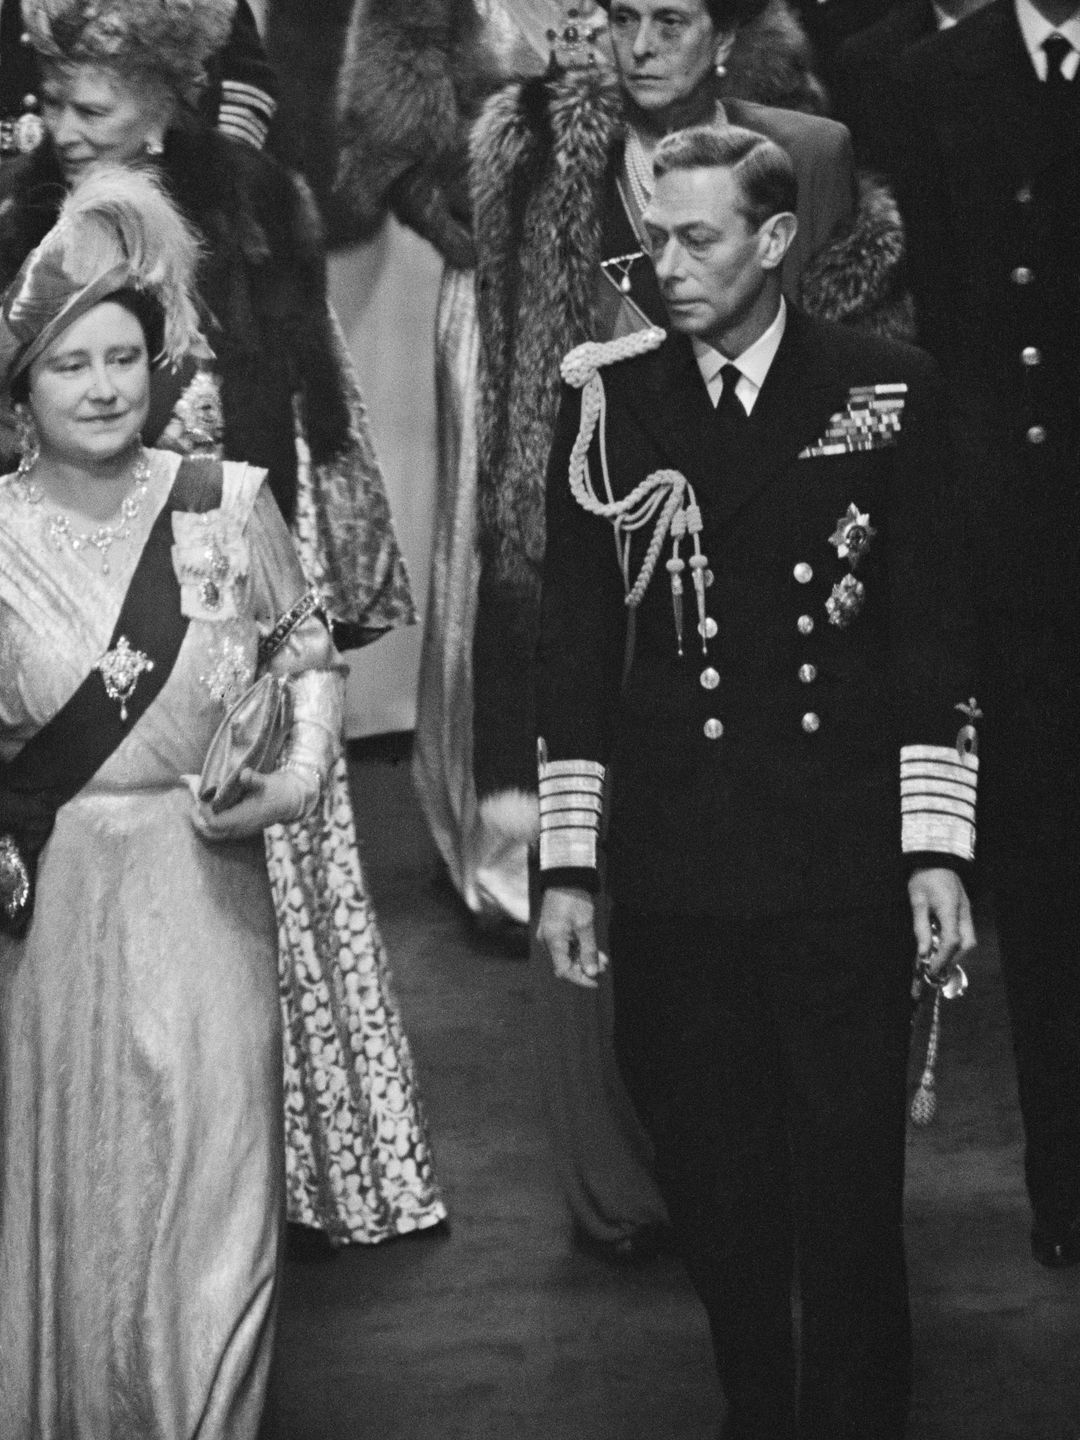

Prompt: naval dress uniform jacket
xmin=535 ymin=306 xmax=977 ymax=1440
xmin=882 ymin=0 xmax=1080 ymax=1234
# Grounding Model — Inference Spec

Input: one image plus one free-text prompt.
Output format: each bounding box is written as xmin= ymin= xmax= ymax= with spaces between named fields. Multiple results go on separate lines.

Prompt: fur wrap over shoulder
xmin=0 ymin=120 xmax=350 ymax=523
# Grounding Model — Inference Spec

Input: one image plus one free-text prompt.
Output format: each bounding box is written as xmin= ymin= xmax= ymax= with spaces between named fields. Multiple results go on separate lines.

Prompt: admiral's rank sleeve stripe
xmin=218 ymin=80 xmax=277 ymax=150
xmin=539 ymin=758 xmax=606 ymax=872
xmin=900 ymin=744 xmax=978 ymax=861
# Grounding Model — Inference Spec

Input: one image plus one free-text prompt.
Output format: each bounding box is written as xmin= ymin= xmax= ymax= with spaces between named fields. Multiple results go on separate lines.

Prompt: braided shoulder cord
xmin=561 ymin=330 xmax=711 ymax=650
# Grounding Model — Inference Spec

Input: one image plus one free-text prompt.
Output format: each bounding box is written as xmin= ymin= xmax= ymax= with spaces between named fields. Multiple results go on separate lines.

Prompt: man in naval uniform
xmin=876 ymin=0 xmax=1080 ymax=1271
xmin=535 ymin=124 xmax=978 ymax=1440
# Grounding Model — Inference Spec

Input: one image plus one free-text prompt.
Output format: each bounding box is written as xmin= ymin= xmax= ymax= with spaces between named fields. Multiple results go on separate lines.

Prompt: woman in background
xmin=0 ymin=165 xmax=339 ymax=1438
xmin=0 ymin=0 xmax=446 ymax=1248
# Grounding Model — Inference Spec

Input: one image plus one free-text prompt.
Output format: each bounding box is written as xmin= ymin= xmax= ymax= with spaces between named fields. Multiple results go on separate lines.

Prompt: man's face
xmin=643 ymin=165 xmax=770 ymax=346
xmin=608 ymin=0 xmax=724 ymax=115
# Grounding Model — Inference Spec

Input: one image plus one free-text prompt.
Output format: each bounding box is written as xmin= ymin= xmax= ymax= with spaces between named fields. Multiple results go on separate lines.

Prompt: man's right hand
xmin=537 ymin=886 xmax=609 ymax=989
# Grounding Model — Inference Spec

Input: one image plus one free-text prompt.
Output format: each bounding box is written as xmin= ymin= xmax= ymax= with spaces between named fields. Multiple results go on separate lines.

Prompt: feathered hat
xmin=21 ymin=0 xmax=238 ymax=105
xmin=0 ymin=164 xmax=209 ymax=392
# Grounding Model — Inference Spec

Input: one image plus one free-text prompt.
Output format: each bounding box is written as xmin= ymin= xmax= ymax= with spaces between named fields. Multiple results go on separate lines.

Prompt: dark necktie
xmin=714 ymin=363 xmax=748 ymax=435
xmin=1043 ymin=33 xmax=1073 ymax=93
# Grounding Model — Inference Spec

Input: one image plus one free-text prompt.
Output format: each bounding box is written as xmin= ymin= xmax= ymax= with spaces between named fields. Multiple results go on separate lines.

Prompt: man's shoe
xmin=1031 ymin=1215 xmax=1080 ymax=1269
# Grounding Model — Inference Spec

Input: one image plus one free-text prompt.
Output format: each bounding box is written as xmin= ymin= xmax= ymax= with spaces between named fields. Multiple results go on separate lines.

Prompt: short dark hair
xmin=652 ymin=124 xmax=798 ymax=229
xmin=596 ymin=0 xmax=764 ymax=34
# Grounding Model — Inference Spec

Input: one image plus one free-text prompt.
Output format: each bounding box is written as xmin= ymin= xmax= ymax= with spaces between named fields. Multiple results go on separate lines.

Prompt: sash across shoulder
xmin=0 ymin=456 xmax=226 ymax=936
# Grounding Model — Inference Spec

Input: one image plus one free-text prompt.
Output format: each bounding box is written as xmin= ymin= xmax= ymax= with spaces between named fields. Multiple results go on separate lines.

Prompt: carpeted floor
xmin=265 ymin=743 xmax=1080 ymax=1440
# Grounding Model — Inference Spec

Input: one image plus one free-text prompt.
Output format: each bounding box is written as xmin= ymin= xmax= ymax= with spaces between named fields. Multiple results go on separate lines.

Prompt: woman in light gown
xmin=1 ymin=0 xmax=446 ymax=1246
xmin=0 ymin=167 xmax=343 ymax=1438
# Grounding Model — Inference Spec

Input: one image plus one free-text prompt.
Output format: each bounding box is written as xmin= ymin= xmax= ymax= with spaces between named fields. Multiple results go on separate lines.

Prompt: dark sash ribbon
xmin=0 ymin=457 xmax=225 ymax=937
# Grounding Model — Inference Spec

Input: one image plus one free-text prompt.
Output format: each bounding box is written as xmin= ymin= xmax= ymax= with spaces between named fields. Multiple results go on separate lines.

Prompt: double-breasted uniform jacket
xmin=536 ymin=307 xmax=978 ymax=918
xmin=470 ymin=65 xmax=912 ymax=807
xmin=883 ymin=0 xmax=1080 ymax=614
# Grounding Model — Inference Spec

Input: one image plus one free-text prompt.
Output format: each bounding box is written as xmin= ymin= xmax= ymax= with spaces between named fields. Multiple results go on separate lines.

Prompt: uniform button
xmin=1021 ymin=346 xmax=1041 ymax=367
xmin=798 ymin=663 xmax=818 ymax=684
xmin=801 ymin=711 xmax=821 ymax=734
xmin=797 ymin=614 xmax=815 ymax=635
xmin=1016 ymin=184 xmax=1032 ymax=205
xmin=793 ymin=562 xmax=813 ymax=584
xmin=700 ymin=667 xmax=720 ymax=691
xmin=1027 ymin=424 xmax=1047 ymax=445
xmin=1011 ymin=266 xmax=1034 ymax=285
xmin=698 ymin=616 xmax=718 ymax=640
xmin=704 ymin=718 xmax=724 ymax=740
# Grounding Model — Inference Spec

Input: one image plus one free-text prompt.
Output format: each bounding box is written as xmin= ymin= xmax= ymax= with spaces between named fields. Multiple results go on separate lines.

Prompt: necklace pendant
xmin=620 ymin=274 xmax=632 ymax=294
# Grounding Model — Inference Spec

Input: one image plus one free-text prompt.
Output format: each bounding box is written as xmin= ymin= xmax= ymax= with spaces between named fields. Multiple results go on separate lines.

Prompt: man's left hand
xmin=908 ymin=866 xmax=976 ymax=976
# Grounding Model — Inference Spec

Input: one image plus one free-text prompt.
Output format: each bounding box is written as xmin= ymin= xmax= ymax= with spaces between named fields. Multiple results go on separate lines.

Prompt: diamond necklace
xmin=19 ymin=448 xmax=152 ymax=576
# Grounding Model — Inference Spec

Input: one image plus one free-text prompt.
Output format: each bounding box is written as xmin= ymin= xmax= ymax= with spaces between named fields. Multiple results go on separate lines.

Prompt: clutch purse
xmin=198 ymin=672 xmax=293 ymax=814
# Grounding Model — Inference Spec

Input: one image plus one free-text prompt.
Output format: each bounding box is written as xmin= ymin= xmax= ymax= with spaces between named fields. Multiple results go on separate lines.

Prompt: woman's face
xmin=39 ymin=62 xmax=170 ymax=184
xmin=28 ymin=301 xmax=151 ymax=470
xmin=608 ymin=0 xmax=725 ymax=116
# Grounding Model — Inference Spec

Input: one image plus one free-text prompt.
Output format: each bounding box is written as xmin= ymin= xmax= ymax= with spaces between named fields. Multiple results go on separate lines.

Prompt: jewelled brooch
xmin=828 ymin=504 xmax=876 ymax=568
xmin=826 ymin=573 xmax=865 ymax=628
xmin=94 ymin=635 xmax=154 ymax=721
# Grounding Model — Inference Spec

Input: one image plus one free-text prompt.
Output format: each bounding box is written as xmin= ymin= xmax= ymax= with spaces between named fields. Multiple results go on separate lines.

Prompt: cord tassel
xmin=910 ymin=987 xmax=941 ymax=1126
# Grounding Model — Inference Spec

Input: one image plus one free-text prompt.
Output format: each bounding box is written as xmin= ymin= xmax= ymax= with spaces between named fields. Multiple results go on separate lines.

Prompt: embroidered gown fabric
xmin=0 ymin=452 xmax=291 ymax=1439
xmin=162 ymin=348 xmax=446 ymax=1244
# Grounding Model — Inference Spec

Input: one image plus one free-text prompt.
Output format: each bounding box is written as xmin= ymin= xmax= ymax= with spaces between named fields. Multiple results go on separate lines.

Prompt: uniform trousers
xmin=981 ymin=617 xmax=1080 ymax=1231
xmin=610 ymin=902 xmax=914 ymax=1440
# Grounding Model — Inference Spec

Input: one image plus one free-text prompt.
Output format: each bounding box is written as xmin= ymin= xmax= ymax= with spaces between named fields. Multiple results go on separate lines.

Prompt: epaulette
xmin=561 ymin=327 xmax=666 ymax=389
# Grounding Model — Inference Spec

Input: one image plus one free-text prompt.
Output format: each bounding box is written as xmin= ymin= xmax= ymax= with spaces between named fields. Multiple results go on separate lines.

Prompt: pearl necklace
xmin=623 ymin=101 xmax=729 ymax=218
xmin=623 ymin=126 xmax=656 ymax=218
xmin=19 ymin=448 xmax=153 ymax=575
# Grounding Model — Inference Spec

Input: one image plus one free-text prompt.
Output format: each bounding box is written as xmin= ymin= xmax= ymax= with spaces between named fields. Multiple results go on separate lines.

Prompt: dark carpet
xmin=265 ymin=742 xmax=1080 ymax=1440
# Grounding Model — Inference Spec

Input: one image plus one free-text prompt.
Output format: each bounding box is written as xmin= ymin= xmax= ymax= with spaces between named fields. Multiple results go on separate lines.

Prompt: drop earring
xmin=14 ymin=404 xmax=39 ymax=479
xmin=144 ymin=136 xmax=164 ymax=157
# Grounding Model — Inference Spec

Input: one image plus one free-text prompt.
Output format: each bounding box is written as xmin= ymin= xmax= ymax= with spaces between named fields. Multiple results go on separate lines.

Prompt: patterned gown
xmin=161 ymin=338 xmax=446 ymax=1243
xmin=0 ymin=453 xmax=291 ymax=1438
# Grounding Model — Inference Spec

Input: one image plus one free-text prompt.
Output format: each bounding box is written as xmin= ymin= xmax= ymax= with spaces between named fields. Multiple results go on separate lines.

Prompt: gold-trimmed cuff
xmin=538 ymin=758 xmax=605 ymax=872
xmin=900 ymin=744 xmax=978 ymax=861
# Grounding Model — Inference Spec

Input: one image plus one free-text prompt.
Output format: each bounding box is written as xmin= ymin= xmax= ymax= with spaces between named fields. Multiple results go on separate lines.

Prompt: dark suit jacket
xmin=881 ymin=0 xmax=1080 ymax=612
xmin=537 ymin=307 xmax=975 ymax=918
xmin=829 ymin=0 xmax=937 ymax=167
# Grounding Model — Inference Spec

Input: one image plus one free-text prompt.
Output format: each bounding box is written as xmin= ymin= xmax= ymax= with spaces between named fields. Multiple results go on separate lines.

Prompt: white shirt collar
xmin=1014 ymin=0 xmax=1080 ymax=79
xmin=692 ymin=298 xmax=788 ymax=415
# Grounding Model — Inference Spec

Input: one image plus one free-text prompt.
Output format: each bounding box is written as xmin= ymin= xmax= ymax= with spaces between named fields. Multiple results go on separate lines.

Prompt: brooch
xmin=94 ymin=636 xmax=155 ymax=722
xmin=828 ymin=504 xmax=876 ymax=568
xmin=0 ymin=834 xmax=30 ymax=922
xmin=826 ymin=573 xmax=865 ymax=628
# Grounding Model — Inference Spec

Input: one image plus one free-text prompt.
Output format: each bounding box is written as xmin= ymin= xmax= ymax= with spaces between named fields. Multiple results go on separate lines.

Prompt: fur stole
xmin=0 ymin=127 xmax=349 ymax=521
xmin=333 ymin=0 xmax=507 ymax=263
xmin=800 ymin=172 xmax=914 ymax=340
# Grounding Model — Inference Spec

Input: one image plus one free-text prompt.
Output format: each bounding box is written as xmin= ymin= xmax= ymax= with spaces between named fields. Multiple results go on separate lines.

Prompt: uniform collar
xmin=692 ymin=298 xmax=788 ymax=414
xmin=1013 ymin=0 xmax=1080 ymax=77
